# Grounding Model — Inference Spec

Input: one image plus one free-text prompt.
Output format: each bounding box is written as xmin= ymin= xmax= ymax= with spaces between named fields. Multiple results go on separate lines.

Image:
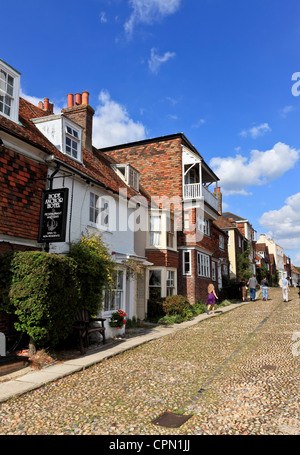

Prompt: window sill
xmin=87 ymin=223 xmax=112 ymax=234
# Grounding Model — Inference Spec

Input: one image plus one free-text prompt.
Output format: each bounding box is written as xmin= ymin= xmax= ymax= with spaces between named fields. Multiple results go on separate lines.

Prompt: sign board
xmin=38 ymin=188 xmax=69 ymax=243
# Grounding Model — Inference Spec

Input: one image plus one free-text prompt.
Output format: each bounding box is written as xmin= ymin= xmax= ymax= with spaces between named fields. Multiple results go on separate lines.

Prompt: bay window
xmin=149 ymin=270 xmax=161 ymax=300
xmin=166 ymin=271 xmax=175 ymax=296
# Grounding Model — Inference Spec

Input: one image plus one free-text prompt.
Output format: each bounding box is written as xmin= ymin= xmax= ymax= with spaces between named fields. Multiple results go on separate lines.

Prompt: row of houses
xmin=215 ymin=212 xmax=300 ymax=287
xmin=0 ymin=59 xmax=298 ymax=339
xmin=0 ymin=58 xmax=230 ymax=338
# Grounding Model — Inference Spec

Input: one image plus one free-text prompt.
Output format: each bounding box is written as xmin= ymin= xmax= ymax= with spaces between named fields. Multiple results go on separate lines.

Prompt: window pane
xmin=150 ymin=232 xmax=161 ymax=246
xmin=149 ymin=287 xmax=161 ymax=300
xmin=149 ymin=270 xmax=161 ymax=286
xmin=184 ymin=251 xmax=190 ymax=274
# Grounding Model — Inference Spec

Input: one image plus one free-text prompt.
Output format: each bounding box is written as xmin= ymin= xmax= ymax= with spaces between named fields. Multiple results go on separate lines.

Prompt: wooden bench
xmin=73 ymin=310 xmax=106 ymax=354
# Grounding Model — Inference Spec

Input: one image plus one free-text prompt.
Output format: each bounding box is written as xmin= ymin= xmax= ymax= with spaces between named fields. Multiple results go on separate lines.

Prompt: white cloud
xmin=259 ymin=193 xmax=300 ymax=257
xmin=239 ymin=122 xmax=271 ymax=139
xmin=279 ymin=105 xmax=294 ymax=118
xmin=293 ymin=251 xmax=300 ymax=265
xmin=125 ymin=0 xmax=181 ymax=35
xmin=20 ymin=89 xmax=64 ymax=114
xmin=210 ymin=142 xmax=300 ymax=195
xmin=92 ymin=90 xmax=147 ymax=148
xmin=148 ymin=48 xmax=176 ymax=74
xmin=192 ymin=118 xmax=206 ymax=128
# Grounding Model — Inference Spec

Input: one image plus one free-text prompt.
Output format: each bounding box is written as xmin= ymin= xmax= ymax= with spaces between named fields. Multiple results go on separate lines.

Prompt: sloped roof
xmin=0 ymin=98 xmax=150 ymax=202
xmin=214 ymin=215 xmax=236 ymax=230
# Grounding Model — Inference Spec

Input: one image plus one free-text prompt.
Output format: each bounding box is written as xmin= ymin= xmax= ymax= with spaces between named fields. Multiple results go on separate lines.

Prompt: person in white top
xmin=282 ymin=277 xmax=290 ymax=302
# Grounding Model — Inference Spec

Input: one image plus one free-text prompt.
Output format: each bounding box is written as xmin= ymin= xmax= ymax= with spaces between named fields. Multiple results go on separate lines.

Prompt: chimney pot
xmin=38 ymin=101 xmax=44 ymax=109
xmin=67 ymin=94 xmax=74 ymax=108
xmin=82 ymin=91 xmax=89 ymax=105
xmin=44 ymin=98 xmax=49 ymax=111
xmin=75 ymin=93 xmax=82 ymax=105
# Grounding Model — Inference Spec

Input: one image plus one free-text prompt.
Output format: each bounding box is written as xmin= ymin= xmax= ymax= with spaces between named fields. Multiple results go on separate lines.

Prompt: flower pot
xmin=109 ymin=324 xmax=125 ymax=338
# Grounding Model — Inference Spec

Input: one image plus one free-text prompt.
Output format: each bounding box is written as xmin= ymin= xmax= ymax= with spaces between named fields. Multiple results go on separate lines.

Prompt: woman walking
xmin=206 ymin=283 xmax=218 ymax=315
xmin=239 ymin=277 xmax=248 ymax=302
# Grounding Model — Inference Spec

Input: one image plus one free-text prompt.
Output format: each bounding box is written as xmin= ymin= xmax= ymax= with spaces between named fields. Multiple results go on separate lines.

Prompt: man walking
xmin=260 ymin=276 xmax=269 ymax=301
xmin=282 ymin=276 xmax=290 ymax=302
xmin=247 ymin=274 xmax=259 ymax=301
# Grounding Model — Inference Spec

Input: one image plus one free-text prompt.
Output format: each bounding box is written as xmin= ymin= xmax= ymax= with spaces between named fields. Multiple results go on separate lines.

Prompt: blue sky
xmin=2 ymin=0 xmax=300 ymax=264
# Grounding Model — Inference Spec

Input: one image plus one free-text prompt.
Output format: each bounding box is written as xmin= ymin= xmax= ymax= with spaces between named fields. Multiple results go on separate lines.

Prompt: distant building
xmin=221 ymin=212 xmax=257 ymax=276
xmin=257 ymin=234 xmax=285 ymax=280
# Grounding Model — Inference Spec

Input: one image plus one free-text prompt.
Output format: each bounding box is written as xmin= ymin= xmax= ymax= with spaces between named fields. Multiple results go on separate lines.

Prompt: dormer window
xmin=33 ymin=114 xmax=83 ymax=162
xmin=65 ymin=125 xmax=80 ymax=159
xmin=112 ymin=164 xmax=139 ymax=191
xmin=0 ymin=60 xmax=20 ymax=123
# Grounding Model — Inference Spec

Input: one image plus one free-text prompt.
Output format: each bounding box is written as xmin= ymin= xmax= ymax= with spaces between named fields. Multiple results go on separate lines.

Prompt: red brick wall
xmin=146 ymin=249 xmax=178 ymax=268
xmin=177 ymin=249 xmax=214 ymax=304
xmin=103 ymin=137 xmax=183 ymax=199
xmin=104 ymin=138 xmax=228 ymax=304
xmin=0 ymin=147 xmax=47 ymax=242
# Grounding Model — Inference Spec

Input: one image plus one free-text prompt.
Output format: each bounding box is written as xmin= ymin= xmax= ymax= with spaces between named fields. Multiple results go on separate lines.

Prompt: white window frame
xmin=148 ymin=268 xmax=177 ymax=300
xmin=89 ymin=192 xmax=110 ymax=230
xmin=149 ymin=269 xmax=162 ymax=300
xmin=197 ymin=252 xmax=210 ymax=278
xmin=212 ymin=261 xmax=216 ymax=281
xmin=196 ymin=216 xmax=210 ymax=236
xmin=104 ymin=269 xmax=125 ymax=313
xmin=113 ymin=164 xmax=139 ymax=191
xmin=219 ymin=234 xmax=225 ymax=250
xmin=166 ymin=270 xmax=175 ymax=296
xmin=166 ymin=214 xmax=175 ymax=249
xmin=65 ymin=123 xmax=81 ymax=160
xmin=0 ymin=60 xmax=20 ymax=123
xmin=183 ymin=250 xmax=191 ymax=276
xmin=149 ymin=214 xmax=162 ymax=247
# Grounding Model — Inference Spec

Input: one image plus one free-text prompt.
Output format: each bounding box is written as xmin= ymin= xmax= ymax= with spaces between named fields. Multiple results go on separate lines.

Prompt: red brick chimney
xmin=39 ymin=98 xmax=54 ymax=114
xmin=62 ymin=91 xmax=94 ymax=153
xmin=214 ymin=187 xmax=222 ymax=215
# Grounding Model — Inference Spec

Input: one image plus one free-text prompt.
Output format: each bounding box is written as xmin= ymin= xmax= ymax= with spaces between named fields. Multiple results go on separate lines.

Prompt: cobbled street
xmin=0 ymin=287 xmax=299 ymax=436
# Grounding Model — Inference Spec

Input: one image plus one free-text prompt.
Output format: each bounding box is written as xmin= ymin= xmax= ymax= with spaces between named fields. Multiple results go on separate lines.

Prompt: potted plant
xmin=109 ymin=310 xmax=127 ymax=329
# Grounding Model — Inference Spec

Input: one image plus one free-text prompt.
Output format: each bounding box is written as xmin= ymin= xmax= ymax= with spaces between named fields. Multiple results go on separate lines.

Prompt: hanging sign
xmin=38 ymin=188 xmax=69 ymax=243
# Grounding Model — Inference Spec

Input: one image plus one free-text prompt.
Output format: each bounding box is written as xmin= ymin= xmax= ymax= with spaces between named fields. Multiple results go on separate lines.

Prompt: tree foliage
xmin=236 ymin=244 xmax=252 ymax=281
xmin=9 ymin=251 xmax=79 ymax=348
xmin=68 ymin=232 xmax=116 ymax=315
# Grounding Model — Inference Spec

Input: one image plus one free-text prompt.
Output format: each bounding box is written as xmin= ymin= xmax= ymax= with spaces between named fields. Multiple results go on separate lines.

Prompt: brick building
xmin=0 ymin=59 xmax=152 ymax=338
xmin=100 ymin=133 xmax=229 ymax=304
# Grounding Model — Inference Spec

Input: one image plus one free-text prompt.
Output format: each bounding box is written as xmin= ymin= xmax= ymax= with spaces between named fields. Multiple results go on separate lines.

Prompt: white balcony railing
xmin=184 ymin=183 xmax=219 ymax=212
xmin=184 ymin=183 xmax=202 ymax=199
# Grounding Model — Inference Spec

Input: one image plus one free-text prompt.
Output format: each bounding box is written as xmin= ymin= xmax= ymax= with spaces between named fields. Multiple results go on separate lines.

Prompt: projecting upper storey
xmin=181 ymin=142 xmax=219 ymax=214
xmin=100 ymin=133 xmax=220 ymax=216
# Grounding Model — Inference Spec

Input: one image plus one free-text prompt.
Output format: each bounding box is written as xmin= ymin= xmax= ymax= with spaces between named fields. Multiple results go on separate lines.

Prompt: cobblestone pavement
xmin=0 ymin=287 xmax=299 ymax=435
